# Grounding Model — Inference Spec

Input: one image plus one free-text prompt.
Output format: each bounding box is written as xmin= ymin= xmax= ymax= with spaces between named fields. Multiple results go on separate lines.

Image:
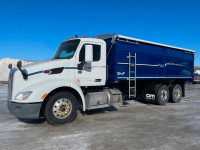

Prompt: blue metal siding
xmin=164 ymin=57 xmax=193 ymax=77
xmin=105 ymin=38 xmax=194 ymax=85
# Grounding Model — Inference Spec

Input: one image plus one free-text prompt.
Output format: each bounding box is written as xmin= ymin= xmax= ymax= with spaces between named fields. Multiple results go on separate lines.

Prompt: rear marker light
xmin=65 ymin=37 xmax=74 ymax=41
xmin=43 ymin=70 xmax=51 ymax=74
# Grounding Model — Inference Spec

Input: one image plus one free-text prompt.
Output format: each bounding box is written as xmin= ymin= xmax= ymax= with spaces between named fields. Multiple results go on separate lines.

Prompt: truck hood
xmin=22 ymin=59 xmax=68 ymax=74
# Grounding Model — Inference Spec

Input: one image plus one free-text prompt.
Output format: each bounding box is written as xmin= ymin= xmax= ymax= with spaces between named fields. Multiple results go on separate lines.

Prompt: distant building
xmin=195 ymin=70 xmax=200 ymax=75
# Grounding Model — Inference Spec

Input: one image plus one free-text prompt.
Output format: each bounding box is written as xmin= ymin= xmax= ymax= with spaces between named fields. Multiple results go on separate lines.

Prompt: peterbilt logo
xmin=117 ymin=72 xmax=125 ymax=76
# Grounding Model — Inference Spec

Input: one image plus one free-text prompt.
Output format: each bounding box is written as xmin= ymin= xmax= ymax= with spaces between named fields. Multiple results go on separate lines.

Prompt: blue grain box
xmin=95 ymin=34 xmax=195 ymax=85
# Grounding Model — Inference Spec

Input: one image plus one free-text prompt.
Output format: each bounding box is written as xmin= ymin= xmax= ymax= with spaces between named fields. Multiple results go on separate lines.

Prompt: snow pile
xmin=195 ymin=70 xmax=200 ymax=75
xmin=0 ymin=58 xmax=32 ymax=81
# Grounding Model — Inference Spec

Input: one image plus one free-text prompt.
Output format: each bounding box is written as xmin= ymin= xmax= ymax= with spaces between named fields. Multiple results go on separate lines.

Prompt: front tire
xmin=171 ymin=84 xmax=182 ymax=103
xmin=156 ymin=85 xmax=169 ymax=106
xmin=45 ymin=91 xmax=78 ymax=125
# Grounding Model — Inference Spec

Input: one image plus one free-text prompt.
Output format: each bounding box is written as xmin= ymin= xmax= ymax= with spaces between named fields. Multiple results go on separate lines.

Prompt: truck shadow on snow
xmin=18 ymin=118 xmax=46 ymax=124
xmin=134 ymin=97 xmax=157 ymax=105
xmin=83 ymin=106 xmax=118 ymax=115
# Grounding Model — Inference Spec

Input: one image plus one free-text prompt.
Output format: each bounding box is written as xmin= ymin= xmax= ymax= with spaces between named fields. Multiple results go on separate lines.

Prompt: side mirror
xmin=85 ymin=45 xmax=93 ymax=62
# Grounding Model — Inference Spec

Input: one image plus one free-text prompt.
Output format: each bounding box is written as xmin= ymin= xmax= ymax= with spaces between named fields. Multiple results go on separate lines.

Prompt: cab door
xmin=75 ymin=42 xmax=106 ymax=86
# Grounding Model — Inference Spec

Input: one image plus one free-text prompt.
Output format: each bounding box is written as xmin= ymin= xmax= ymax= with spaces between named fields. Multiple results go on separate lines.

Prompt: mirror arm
xmin=78 ymin=60 xmax=86 ymax=70
xmin=17 ymin=61 xmax=28 ymax=79
xmin=8 ymin=64 xmax=12 ymax=70
xmin=18 ymin=67 xmax=28 ymax=79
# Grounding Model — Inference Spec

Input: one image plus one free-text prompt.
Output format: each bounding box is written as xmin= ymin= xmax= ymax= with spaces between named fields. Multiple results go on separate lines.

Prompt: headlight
xmin=15 ymin=91 xmax=32 ymax=100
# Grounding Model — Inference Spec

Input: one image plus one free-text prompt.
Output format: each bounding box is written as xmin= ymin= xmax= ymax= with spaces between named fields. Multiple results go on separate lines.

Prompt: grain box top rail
xmin=94 ymin=34 xmax=196 ymax=53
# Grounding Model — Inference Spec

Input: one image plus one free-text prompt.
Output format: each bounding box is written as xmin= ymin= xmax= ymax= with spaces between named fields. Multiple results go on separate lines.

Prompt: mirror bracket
xmin=17 ymin=61 xmax=28 ymax=80
xmin=8 ymin=64 xmax=12 ymax=70
xmin=77 ymin=60 xmax=86 ymax=70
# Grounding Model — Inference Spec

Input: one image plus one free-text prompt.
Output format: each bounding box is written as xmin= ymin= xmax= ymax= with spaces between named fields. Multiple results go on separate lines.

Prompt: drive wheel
xmin=171 ymin=84 xmax=182 ymax=103
xmin=156 ymin=85 xmax=169 ymax=106
xmin=45 ymin=91 xmax=78 ymax=125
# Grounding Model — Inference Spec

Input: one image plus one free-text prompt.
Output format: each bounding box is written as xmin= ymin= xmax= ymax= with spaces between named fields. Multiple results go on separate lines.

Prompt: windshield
xmin=54 ymin=39 xmax=80 ymax=59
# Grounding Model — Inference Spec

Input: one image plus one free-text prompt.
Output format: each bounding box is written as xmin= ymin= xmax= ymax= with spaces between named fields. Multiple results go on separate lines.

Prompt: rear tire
xmin=45 ymin=91 xmax=78 ymax=125
xmin=156 ymin=85 xmax=169 ymax=106
xmin=171 ymin=84 xmax=182 ymax=103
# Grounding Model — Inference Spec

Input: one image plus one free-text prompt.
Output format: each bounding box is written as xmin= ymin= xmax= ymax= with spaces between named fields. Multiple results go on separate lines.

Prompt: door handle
xmin=94 ymin=79 xmax=101 ymax=82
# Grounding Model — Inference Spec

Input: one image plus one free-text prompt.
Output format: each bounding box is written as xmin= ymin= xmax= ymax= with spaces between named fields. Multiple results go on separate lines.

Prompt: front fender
xmin=11 ymin=79 xmax=86 ymax=111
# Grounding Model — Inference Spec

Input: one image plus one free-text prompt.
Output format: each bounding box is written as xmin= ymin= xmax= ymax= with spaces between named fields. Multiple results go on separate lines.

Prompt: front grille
xmin=8 ymin=69 xmax=16 ymax=100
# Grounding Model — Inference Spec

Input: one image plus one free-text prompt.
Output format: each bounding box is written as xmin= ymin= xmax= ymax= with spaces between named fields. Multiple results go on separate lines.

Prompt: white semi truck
xmin=7 ymin=34 xmax=195 ymax=125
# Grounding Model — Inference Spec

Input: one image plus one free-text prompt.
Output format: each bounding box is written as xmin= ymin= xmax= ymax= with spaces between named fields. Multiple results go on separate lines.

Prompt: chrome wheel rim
xmin=174 ymin=88 xmax=181 ymax=100
xmin=52 ymin=98 xmax=72 ymax=119
xmin=160 ymin=89 xmax=168 ymax=101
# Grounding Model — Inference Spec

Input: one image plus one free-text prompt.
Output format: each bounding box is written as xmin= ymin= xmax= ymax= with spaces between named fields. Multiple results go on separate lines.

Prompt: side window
xmin=93 ymin=45 xmax=101 ymax=61
xmin=79 ymin=44 xmax=101 ymax=62
xmin=79 ymin=46 xmax=85 ymax=62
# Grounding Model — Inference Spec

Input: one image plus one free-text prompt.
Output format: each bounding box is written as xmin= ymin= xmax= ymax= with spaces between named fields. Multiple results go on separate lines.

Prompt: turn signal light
xmin=41 ymin=93 xmax=48 ymax=99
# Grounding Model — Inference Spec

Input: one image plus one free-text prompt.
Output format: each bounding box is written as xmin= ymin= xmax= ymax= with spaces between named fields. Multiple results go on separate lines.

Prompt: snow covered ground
xmin=1 ymin=83 xmax=200 ymax=150
xmin=0 ymin=58 xmax=32 ymax=82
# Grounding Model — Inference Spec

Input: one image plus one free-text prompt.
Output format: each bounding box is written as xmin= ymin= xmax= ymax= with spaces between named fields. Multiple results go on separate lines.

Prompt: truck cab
xmin=7 ymin=37 xmax=122 ymax=125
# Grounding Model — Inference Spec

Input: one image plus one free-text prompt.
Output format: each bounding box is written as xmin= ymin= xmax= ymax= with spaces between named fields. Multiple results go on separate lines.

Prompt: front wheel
xmin=156 ymin=85 xmax=169 ymax=106
xmin=45 ymin=91 xmax=78 ymax=125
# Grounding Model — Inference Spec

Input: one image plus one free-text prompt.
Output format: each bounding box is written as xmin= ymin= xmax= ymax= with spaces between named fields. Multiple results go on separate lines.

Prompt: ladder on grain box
xmin=127 ymin=52 xmax=137 ymax=98
xmin=118 ymin=52 xmax=137 ymax=98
